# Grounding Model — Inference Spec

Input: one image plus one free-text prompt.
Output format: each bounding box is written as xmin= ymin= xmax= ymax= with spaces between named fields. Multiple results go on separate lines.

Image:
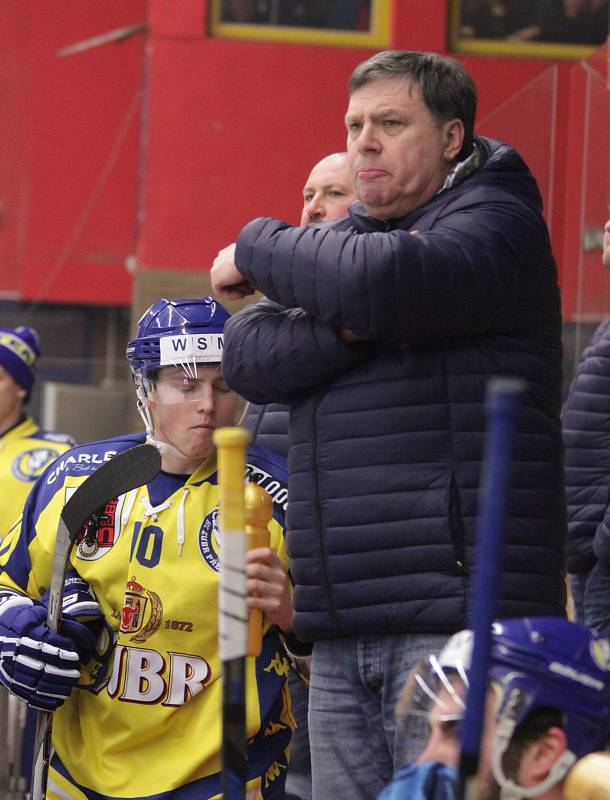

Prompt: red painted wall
xmin=141 ymin=0 xmax=535 ymax=268
xmin=137 ymin=0 xmax=586 ymax=312
xmin=1 ymin=0 xmax=606 ymax=319
xmin=0 ymin=0 xmax=146 ymax=304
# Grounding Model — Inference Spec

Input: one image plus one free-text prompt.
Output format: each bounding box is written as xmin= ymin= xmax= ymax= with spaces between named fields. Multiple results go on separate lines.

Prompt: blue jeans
xmin=308 ymin=633 xmax=449 ymax=800
xmin=584 ymin=562 xmax=610 ymax=635
xmin=285 ymin=668 xmax=312 ymax=800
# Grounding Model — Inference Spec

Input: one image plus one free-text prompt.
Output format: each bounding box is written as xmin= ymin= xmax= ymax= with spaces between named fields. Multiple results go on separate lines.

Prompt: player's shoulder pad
xmin=32 ymin=429 xmax=77 ymax=446
xmin=43 ymin=431 xmax=147 ymax=487
xmin=245 ymin=443 xmax=288 ymax=518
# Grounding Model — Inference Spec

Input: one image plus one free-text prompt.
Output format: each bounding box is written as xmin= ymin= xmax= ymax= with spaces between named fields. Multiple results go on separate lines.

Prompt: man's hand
xmin=246 ymin=547 xmax=293 ymax=632
xmin=211 ymin=243 xmax=256 ymax=299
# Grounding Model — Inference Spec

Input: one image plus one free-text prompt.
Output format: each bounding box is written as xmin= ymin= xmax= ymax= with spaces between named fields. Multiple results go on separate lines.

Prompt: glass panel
xmin=478 ymin=66 xmax=557 ymax=227
xmin=449 ymin=0 xmax=609 ymax=60
xmin=219 ymin=0 xmax=370 ymax=29
xmin=209 ymin=0 xmax=390 ymax=47
xmin=567 ymin=48 xmax=610 ymax=374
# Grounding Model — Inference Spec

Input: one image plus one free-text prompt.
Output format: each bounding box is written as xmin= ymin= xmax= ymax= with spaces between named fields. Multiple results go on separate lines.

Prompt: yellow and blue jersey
xmin=0 ymin=432 xmax=293 ymax=800
xmin=0 ymin=415 xmax=75 ymax=540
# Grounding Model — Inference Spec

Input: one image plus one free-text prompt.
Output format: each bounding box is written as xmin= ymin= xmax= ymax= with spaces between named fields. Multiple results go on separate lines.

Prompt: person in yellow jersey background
xmin=0 ymin=326 xmax=75 ymax=540
xmin=0 ymin=297 xmax=294 ymax=800
xmin=0 ymin=325 xmax=75 ymax=799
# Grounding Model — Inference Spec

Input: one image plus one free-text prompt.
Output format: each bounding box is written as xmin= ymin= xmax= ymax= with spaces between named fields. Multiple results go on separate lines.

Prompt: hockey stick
xmin=457 ymin=378 xmax=525 ymax=800
xmin=30 ymin=442 xmax=161 ymax=800
xmin=214 ymin=427 xmax=250 ymax=800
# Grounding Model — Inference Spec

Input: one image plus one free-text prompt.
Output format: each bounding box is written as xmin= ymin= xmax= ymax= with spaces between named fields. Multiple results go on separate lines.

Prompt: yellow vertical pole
xmin=245 ymin=482 xmax=272 ymax=656
xmin=213 ymin=426 xmax=250 ymax=799
xmin=213 ymin=426 xmax=250 ymax=661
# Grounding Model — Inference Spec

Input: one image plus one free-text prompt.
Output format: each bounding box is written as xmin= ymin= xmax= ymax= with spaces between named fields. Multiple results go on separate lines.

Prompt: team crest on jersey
xmin=75 ymin=496 xmax=120 ymax=560
xmin=198 ymin=507 xmax=222 ymax=572
xmin=11 ymin=447 xmax=60 ymax=482
xmin=120 ymin=577 xmax=163 ymax=643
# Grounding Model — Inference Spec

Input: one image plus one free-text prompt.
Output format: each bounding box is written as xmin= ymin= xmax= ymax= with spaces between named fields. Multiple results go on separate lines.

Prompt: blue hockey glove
xmin=0 ymin=589 xmax=88 ymax=711
xmin=40 ymin=571 xmax=115 ymax=690
xmin=60 ymin=572 xmax=106 ymax=620
xmin=40 ymin=571 xmax=113 ymax=665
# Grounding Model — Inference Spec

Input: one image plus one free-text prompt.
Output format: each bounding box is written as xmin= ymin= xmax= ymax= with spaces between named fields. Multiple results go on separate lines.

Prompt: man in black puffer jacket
xmin=212 ymin=51 xmax=566 ymax=800
xmin=563 ymin=216 xmax=610 ymax=634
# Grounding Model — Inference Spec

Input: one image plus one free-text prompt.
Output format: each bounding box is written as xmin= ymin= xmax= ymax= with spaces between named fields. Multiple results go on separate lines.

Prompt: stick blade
xmin=61 ymin=443 xmax=161 ymax=541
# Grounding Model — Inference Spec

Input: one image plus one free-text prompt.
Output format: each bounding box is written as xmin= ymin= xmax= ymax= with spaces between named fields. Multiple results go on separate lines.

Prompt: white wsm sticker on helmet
xmin=159 ymin=333 xmax=224 ymax=365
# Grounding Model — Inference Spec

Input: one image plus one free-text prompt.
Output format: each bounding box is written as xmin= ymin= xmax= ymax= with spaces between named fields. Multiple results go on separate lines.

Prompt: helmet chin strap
xmin=135 ymin=388 xmax=156 ymax=442
xmin=135 ymin=392 xmax=205 ymax=471
xmin=145 ymin=434 xmax=187 ymax=462
xmin=493 ymin=716 xmax=577 ymax=799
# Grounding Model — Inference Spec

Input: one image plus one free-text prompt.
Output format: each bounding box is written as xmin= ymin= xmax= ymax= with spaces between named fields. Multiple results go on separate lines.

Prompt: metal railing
xmin=0 ymin=688 xmax=28 ymax=800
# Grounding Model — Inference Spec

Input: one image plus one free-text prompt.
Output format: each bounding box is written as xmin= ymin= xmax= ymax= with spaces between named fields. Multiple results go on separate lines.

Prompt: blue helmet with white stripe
xmin=399 ymin=617 xmax=610 ymax=798
xmin=126 ymin=296 xmax=229 ymax=376
xmin=488 ymin=617 xmax=610 ymax=767
xmin=126 ymin=296 xmax=233 ymax=439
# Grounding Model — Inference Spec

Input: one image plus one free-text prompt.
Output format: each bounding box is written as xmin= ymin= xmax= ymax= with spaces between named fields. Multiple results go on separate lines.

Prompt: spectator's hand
xmin=0 ymin=590 xmax=91 ymax=711
xmin=246 ymin=547 xmax=293 ymax=632
xmin=603 ymin=218 xmax=610 ymax=269
xmin=340 ymin=327 xmax=364 ymax=343
xmin=211 ymin=243 xmax=256 ymax=299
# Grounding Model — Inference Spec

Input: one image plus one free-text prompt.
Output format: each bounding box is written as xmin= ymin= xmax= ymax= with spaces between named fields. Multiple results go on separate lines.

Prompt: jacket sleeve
xmin=563 ymin=317 xmax=610 ymax=573
xmin=243 ymin=402 xmax=290 ymax=457
xmin=593 ymin=510 xmax=610 ymax=570
xmin=234 ymin=193 xmax=556 ymax=344
xmin=223 ymin=298 xmax=370 ymax=403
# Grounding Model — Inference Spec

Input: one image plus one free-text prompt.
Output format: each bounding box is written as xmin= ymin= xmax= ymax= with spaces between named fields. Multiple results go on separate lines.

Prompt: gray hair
xmin=348 ymin=51 xmax=477 ymax=159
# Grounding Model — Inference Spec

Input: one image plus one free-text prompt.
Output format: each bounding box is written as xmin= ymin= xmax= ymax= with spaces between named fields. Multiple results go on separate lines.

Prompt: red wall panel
xmin=1 ymin=0 xmax=604 ymax=314
xmin=137 ymin=0 xmax=581 ymax=313
xmin=0 ymin=0 xmax=146 ymax=305
xmin=137 ymin=36 xmax=365 ymax=270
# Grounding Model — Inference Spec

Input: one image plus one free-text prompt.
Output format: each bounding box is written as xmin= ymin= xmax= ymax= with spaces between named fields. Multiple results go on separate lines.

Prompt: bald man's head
xmin=300 ymin=153 xmax=356 ymax=226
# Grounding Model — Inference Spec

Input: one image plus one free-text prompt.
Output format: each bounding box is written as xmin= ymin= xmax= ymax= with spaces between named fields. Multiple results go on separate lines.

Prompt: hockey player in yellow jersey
xmin=0 ymin=326 xmax=75 ymax=539
xmin=0 ymin=326 xmax=75 ymax=798
xmin=0 ymin=297 xmax=294 ymax=800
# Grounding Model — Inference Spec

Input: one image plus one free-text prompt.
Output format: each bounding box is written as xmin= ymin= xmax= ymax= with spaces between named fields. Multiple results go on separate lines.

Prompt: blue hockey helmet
xmin=398 ymin=617 xmax=610 ymax=797
xmin=126 ymin=296 xmax=233 ymax=414
xmin=126 ymin=296 xmax=229 ymax=375
xmin=126 ymin=296 xmax=241 ymax=451
xmin=488 ymin=616 xmax=610 ymax=761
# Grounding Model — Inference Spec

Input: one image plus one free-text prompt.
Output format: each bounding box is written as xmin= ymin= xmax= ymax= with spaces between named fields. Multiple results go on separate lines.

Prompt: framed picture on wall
xmin=209 ymin=0 xmax=390 ymax=48
xmin=449 ymin=0 xmax=609 ymax=59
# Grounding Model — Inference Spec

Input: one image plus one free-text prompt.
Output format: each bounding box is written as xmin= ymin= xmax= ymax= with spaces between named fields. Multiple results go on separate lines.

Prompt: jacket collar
xmin=346 ymin=135 xmax=535 ymax=232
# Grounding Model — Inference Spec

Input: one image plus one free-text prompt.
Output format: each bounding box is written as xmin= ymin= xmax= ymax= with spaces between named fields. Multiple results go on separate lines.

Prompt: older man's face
xmin=345 ymin=77 xmax=463 ymax=220
xmin=300 ymin=156 xmax=355 ymax=226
